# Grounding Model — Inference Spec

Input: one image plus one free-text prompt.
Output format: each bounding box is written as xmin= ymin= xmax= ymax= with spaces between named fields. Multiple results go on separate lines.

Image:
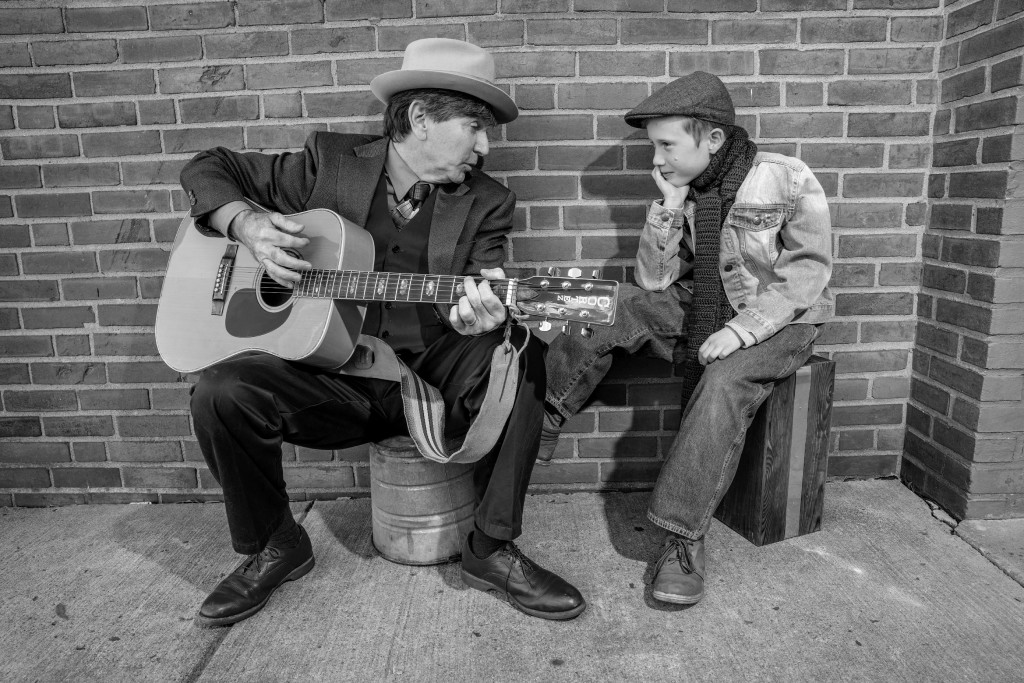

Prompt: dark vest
xmin=360 ymin=173 xmax=444 ymax=353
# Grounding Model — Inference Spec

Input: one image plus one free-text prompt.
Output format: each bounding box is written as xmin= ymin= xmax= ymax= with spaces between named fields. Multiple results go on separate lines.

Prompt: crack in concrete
xmin=924 ymin=499 xmax=1024 ymax=592
xmin=296 ymin=500 xmax=316 ymax=524
xmin=178 ymin=500 xmax=317 ymax=683
xmin=180 ymin=627 xmax=231 ymax=683
xmin=926 ymin=502 xmax=959 ymax=532
xmin=954 ymin=528 xmax=1024 ymax=591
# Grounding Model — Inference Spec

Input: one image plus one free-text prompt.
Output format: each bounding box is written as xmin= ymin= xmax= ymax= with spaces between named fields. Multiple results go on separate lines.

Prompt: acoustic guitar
xmin=155 ymin=207 xmax=619 ymax=374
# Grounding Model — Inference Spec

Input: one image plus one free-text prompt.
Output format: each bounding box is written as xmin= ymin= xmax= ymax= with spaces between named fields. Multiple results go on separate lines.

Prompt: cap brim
xmin=623 ymin=113 xmax=656 ymax=128
xmin=623 ymin=112 xmax=734 ymax=129
xmin=370 ymin=70 xmax=518 ymax=124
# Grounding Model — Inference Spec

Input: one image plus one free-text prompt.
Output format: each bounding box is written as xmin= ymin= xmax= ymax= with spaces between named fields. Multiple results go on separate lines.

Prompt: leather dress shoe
xmin=460 ymin=532 xmax=586 ymax=620
xmin=651 ymin=534 xmax=705 ymax=605
xmin=197 ymin=525 xmax=315 ymax=627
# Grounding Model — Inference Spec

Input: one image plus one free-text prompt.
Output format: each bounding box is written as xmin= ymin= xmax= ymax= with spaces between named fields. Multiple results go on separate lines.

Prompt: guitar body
xmin=158 ymin=206 xmax=619 ymax=376
xmin=156 ymin=209 xmax=372 ymax=373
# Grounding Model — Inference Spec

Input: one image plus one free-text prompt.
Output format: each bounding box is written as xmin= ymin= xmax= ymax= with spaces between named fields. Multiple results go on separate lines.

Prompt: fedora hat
xmin=370 ymin=38 xmax=518 ymax=124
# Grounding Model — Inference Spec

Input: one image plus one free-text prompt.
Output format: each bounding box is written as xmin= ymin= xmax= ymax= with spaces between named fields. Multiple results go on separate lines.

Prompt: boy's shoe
xmin=197 ymin=525 xmax=315 ymax=627
xmin=651 ymin=534 xmax=705 ymax=605
xmin=537 ymin=407 xmax=564 ymax=463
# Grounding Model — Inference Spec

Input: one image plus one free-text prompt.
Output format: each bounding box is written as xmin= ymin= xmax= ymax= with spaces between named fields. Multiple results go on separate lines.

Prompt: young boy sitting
xmin=542 ymin=71 xmax=834 ymax=605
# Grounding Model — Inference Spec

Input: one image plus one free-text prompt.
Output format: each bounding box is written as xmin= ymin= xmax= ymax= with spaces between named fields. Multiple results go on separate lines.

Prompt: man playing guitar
xmin=180 ymin=38 xmax=586 ymax=626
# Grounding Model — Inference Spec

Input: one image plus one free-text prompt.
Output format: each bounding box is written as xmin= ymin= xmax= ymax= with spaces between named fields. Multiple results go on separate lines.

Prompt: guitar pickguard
xmin=225 ymin=288 xmax=293 ymax=337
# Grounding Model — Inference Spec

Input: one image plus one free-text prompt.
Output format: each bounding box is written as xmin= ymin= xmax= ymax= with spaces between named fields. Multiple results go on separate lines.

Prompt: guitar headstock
xmin=514 ymin=267 xmax=618 ymax=335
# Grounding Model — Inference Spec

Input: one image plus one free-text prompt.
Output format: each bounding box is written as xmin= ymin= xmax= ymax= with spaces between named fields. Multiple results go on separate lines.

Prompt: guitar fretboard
xmin=294 ymin=270 xmax=516 ymax=305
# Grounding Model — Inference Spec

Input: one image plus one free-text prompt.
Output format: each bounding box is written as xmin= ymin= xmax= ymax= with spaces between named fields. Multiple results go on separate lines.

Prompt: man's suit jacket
xmin=180 ymin=133 xmax=517 ymax=279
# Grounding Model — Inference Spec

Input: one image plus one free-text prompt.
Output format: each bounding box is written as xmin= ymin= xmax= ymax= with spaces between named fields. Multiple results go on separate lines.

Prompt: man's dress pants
xmin=190 ymin=326 xmax=544 ymax=554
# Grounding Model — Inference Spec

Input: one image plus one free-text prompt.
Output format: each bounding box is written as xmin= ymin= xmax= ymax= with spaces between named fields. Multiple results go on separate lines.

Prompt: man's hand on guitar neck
xmin=449 ymin=268 xmax=507 ymax=336
xmin=229 ymin=210 xmax=312 ymax=288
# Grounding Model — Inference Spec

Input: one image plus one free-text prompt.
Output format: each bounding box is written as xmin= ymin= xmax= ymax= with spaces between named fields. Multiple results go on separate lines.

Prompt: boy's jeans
xmin=545 ymin=283 xmax=819 ymax=539
xmin=546 ymin=283 xmax=692 ymax=419
xmin=647 ymin=322 xmax=819 ymax=538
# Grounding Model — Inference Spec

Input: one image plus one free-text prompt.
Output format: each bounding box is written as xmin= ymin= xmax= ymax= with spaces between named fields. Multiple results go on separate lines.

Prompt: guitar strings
xmin=220 ymin=265 xmax=610 ymax=285
xmin=240 ymin=284 xmax=606 ymax=297
xmin=237 ymin=273 xmax=514 ymax=298
xmin=220 ymin=266 xmax=606 ymax=298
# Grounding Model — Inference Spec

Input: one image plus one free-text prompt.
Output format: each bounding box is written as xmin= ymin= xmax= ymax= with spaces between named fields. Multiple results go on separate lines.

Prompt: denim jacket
xmin=636 ymin=152 xmax=833 ymax=345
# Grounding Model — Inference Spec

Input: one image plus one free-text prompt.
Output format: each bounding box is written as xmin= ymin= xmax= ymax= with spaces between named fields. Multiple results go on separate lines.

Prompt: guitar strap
xmin=335 ymin=323 xmax=529 ymax=464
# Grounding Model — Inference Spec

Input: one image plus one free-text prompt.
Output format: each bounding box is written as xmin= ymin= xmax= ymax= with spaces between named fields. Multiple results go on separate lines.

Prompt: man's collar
xmin=386 ymin=142 xmax=429 ymax=200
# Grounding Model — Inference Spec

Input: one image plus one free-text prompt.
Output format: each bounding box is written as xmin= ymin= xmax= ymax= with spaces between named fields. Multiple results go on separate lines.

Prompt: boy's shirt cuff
xmin=725 ymin=321 xmax=758 ymax=348
xmin=647 ymin=200 xmax=687 ymax=229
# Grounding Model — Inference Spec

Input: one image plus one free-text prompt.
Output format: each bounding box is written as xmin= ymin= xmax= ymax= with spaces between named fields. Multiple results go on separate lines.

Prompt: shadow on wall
xmin=555 ymin=151 xmax=686 ymax=465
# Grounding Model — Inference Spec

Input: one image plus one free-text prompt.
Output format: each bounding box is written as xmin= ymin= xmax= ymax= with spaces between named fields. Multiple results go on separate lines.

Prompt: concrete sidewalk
xmin=2 ymin=480 xmax=1023 ymax=682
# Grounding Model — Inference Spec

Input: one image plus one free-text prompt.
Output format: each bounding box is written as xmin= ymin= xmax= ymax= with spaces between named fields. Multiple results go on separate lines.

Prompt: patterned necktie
xmin=391 ymin=181 xmax=432 ymax=229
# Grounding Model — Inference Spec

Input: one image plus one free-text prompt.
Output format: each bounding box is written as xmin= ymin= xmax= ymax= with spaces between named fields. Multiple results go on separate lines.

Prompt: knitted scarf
xmin=681 ymin=128 xmax=758 ymax=405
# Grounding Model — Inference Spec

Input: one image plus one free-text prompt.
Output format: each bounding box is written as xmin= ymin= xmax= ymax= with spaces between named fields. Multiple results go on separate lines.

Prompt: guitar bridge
xmin=211 ymin=243 xmax=237 ymax=316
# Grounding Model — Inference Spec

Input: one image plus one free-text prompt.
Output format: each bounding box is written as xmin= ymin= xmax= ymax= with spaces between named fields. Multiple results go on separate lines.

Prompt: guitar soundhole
xmin=255 ymin=250 xmax=302 ymax=311
xmin=257 ymin=270 xmax=292 ymax=308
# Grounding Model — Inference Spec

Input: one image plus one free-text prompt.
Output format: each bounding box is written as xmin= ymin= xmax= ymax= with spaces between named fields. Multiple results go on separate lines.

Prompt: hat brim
xmin=370 ymin=70 xmax=518 ymax=124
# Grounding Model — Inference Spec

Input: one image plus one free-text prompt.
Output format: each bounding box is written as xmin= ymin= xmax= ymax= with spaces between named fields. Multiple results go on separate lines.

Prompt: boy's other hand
xmin=698 ymin=328 xmax=743 ymax=365
xmin=651 ymin=168 xmax=689 ymax=210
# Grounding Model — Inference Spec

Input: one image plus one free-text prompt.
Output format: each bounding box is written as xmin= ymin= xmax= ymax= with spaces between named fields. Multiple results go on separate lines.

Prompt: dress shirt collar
xmin=385 ymin=142 xmax=431 ymax=201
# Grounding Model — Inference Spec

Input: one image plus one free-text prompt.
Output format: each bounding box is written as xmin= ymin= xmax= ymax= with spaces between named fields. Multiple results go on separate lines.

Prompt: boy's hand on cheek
xmin=651 ymin=168 xmax=689 ymax=210
xmin=698 ymin=328 xmax=743 ymax=365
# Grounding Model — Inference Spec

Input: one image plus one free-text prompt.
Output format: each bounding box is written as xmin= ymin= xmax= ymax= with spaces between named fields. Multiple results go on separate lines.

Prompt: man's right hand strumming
xmin=229 ymin=209 xmax=312 ymax=289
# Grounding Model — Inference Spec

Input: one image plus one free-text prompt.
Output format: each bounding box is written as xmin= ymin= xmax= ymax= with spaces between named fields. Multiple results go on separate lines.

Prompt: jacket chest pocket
xmin=726 ymin=206 xmax=786 ymax=264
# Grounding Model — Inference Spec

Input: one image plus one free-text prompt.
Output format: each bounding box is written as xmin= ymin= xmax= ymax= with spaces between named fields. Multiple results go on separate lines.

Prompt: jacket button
xmin=753 ymin=216 xmax=762 ymax=225
xmin=391 ymin=245 xmax=400 ymax=253
xmin=737 ymin=303 xmax=747 ymax=310
xmin=381 ymin=330 xmax=390 ymax=339
xmin=385 ymin=302 xmax=393 ymax=310
xmin=659 ymin=212 xmax=671 ymax=221
xmin=188 ymin=190 xmax=196 ymax=206
xmin=724 ymin=265 xmax=733 ymax=272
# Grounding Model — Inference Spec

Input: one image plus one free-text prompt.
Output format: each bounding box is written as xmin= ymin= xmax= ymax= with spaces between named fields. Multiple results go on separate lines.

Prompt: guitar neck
xmin=294 ymin=269 xmax=516 ymax=305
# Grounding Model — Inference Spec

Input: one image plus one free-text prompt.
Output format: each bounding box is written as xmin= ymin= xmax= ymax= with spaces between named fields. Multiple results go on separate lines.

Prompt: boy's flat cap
xmin=624 ymin=71 xmax=735 ymax=128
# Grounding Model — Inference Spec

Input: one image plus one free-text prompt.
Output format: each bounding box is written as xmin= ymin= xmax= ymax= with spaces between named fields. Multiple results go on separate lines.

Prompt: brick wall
xmin=901 ymin=0 xmax=1023 ymax=519
xmin=0 ymin=0 xmax=968 ymax=507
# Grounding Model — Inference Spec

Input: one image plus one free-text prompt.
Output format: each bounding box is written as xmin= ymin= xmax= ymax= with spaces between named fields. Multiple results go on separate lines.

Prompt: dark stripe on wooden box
xmin=714 ymin=354 xmax=835 ymax=546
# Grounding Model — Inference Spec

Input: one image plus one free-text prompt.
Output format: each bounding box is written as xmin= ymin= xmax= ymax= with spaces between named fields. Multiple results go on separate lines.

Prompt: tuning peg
xmin=539 ymin=320 xmax=552 ymax=332
xmin=568 ymin=267 xmax=582 ymax=278
xmin=545 ymin=266 xmax=555 ymax=276
xmin=561 ymin=322 xmax=571 ymax=336
xmin=590 ymin=268 xmax=600 ymax=279
xmin=579 ymin=326 xmax=593 ymax=338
